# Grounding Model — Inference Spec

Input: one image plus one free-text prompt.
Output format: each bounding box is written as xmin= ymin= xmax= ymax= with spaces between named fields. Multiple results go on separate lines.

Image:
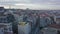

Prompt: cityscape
xmin=0 ymin=7 xmax=60 ymax=34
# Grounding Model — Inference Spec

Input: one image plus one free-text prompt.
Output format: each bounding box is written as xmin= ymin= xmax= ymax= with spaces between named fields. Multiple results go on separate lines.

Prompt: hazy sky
xmin=0 ymin=0 xmax=60 ymax=10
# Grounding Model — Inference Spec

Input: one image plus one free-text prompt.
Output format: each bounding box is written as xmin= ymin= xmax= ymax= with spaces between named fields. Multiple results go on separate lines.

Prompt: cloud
xmin=0 ymin=0 xmax=31 ymax=4
xmin=3 ymin=3 xmax=60 ymax=10
xmin=31 ymin=0 xmax=60 ymax=5
xmin=0 ymin=0 xmax=60 ymax=5
xmin=0 ymin=0 xmax=60 ymax=10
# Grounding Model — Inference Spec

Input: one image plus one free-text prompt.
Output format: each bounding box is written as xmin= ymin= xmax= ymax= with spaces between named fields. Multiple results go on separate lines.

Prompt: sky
xmin=0 ymin=0 xmax=60 ymax=10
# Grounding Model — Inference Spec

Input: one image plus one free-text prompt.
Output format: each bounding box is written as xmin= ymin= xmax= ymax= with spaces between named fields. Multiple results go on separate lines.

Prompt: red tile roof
xmin=49 ymin=24 xmax=60 ymax=29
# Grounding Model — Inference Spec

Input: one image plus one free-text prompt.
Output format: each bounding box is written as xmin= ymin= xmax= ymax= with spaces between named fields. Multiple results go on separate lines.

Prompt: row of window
xmin=0 ymin=17 xmax=8 ymax=23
